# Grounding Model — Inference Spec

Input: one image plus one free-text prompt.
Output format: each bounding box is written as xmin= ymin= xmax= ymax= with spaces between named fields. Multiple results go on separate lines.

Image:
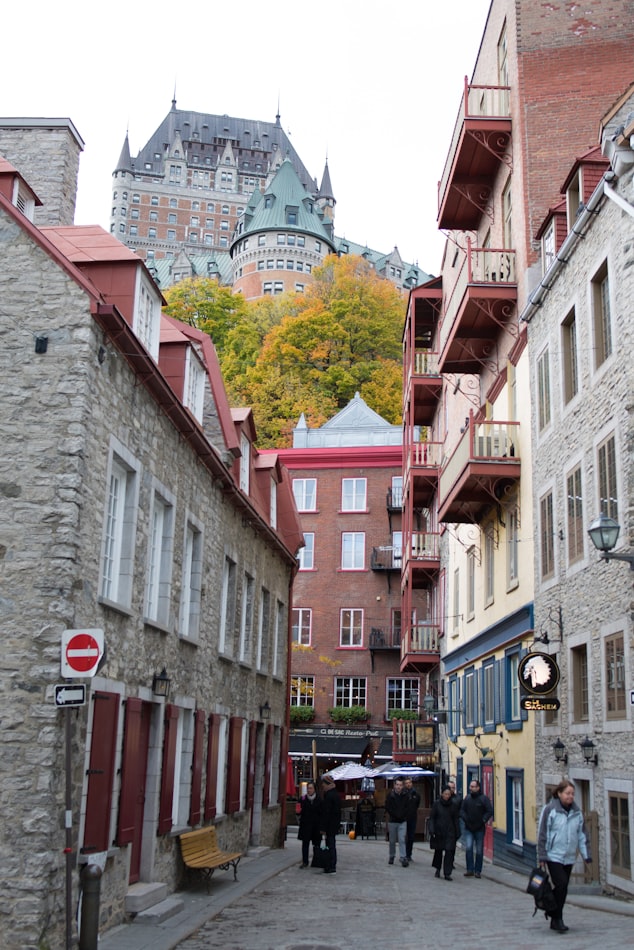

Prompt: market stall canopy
xmin=323 ymin=761 xmax=375 ymax=781
xmin=369 ymin=762 xmax=435 ymax=779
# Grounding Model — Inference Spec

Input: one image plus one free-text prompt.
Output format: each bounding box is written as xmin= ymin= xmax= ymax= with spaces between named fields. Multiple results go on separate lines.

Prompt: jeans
xmin=462 ymin=826 xmax=485 ymax=873
xmin=388 ymin=821 xmax=407 ymax=861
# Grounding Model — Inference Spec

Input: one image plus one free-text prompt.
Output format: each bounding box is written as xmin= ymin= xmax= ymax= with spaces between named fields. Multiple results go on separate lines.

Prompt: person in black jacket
xmin=404 ymin=777 xmax=421 ymax=862
xmin=297 ymin=781 xmax=322 ymax=869
xmin=429 ymin=784 xmax=460 ymax=880
xmin=459 ymin=779 xmax=493 ymax=878
xmin=385 ymin=778 xmax=410 ymax=867
xmin=320 ymin=775 xmax=341 ymax=874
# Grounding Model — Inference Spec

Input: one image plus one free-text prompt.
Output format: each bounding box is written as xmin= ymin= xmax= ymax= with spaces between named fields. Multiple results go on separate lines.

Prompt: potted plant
xmin=327 ymin=705 xmax=370 ymax=724
xmin=289 ymin=705 xmax=315 ymax=724
xmin=387 ymin=709 xmax=418 ymax=721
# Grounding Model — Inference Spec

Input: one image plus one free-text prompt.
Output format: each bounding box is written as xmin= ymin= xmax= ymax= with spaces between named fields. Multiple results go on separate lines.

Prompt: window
xmin=541 ymin=222 xmax=556 ymax=273
xmin=100 ymin=445 xmax=138 ymax=608
xmin=562 ymin=309 xmax=579 ymax=403
xmin=387 ymin=678 xmax=420 ymax=714
xmin=134 ymin=277 xmax=161 ymax=360
xmin=540 ymin=491 xmax=555 ymax=580
xmin=269 ymin=477 xmax=277 ymax=529
xmin=149 ymin=211 xmax=158 ymax=222
xmin=170 ymin=198 xmax=178 ymax=208
xmin=509 ymin=772 xmax=524 ymax=846
xmin=467 ymin=547 xmax=475 ymax=619
xmin=167 ymin=229 xmax=176 ymax=241
xmin=148 ymin=227 xmax=156 ymax=238
xmin=184 ymin=346 xmax=205 ymax=422
xmin=453 ymin=568 xmax=460 ymax=633
xmin=340 ymin=608 xmax=363 ymax=647
xmin=291 ymin=675 xmax=315 ymax=706
xmin=219 ymin=556 xmax=237 ymax=655
xmin=191 ymin=216 xmax=199 ymax=227
xmin=335 ymin=677 xmax=366 ymax=707
xmin=298 ymin=532 xmax=314 ymax=570
xmin=292 ymin=478 xmax=316 ymax=511
xmin=129 ymin=225 xmax=138 ymax=237
xmin=151 ymin=195 xmax=159 ymax=206
xmin=239 ymin=572 xmax=255 ymax=662
xmin=168 ymin=213 xmax=177 ymax=224
xmin=598 ymin=434 xmax=618 ymax=521
xmin=605 ymin=633 xmax=626 ymax=719
xmin=258 ymin=234 xmax=266 ymax=246
xmin=537 ymin=348 xmax=551 ymax=431
xmin=132 ymin=194 xmax=140 ymax=203
xmin=292 ymin=608 xmax=311 ymax=646
xmin=272 ymin=600 xmax=284 ymax=677
xmin=341 ymin=532 xmax=364 ymax=570
xmin=592 ymin=262 xmax=613 ymax=369
xmin=485 ymin=527 xmax=495 ymax=604
xmin=239 ymin=432 xmax=250 ymax=493
xmin=145 ymin=489 xmax=174 ymax=626
xmin=483 ymin=662 xmax=495 ymax=725
xmin=315 ymin=240 xmax=322 ymax=252
xmin=464 ymin=669 xmax=476 ymax=728
xmin=608 ymin=793 xmax=630 ymax=878
xmin=256 ymin=588 xmax=270 ymax=671
xmin=566 ymin=466 xmax=584 ymax=563
xmin=277 ymin=233 xmax=286 ymax=245
xmin=571 ymin=644 xmax=589 ymax=722
xmin=507 ymin=507 xmax=519 ymax=585
xmin=180 ymin=519 xmax=203 ymax=641
xmin=502 ymin=178 xmax=513 ymax=248
xmin=341 ymin=477 xmax=367 ymax=511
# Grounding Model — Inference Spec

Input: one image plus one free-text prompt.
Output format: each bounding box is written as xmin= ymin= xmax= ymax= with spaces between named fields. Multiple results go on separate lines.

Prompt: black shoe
xmin=550 ymin=920 xmax=568 ymax=933
xmin=464 ymin=871 xmax=474 ymax=877
xmin=474 ymin=872 xmax=481 ymax=878
xmin=445 ymin=875 xmax=453 ymax=881
xmin=434 ymin=869 xmax=441 ymax=878
xmin=400 ymin=858 xmax=409 ymax=867
xmin=388 ymin=857 xmax=394 ymax=865
xmin=323 ymin=867 xmax=336 ymax=874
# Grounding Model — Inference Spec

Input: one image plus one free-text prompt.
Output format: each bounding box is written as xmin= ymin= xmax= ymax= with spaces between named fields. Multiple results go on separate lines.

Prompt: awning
xmin=288 ymin=735 xmax=371 ymax=759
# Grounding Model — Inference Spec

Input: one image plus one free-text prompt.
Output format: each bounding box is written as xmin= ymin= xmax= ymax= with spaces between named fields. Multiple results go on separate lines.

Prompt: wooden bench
xmin=179 ymin=826 xmax=242 ymax=890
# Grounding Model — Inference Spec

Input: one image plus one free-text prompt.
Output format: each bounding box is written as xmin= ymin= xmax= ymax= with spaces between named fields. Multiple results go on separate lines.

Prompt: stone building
xmin=110 ymin=99 xmax=428 ymax=295
xmin=402 ymin=0 xmax=634 ymax=877
xmin=522 ymin=86 xmax=634 ymax=896
xmin=0 ymin=133 xmax=302 ymax=948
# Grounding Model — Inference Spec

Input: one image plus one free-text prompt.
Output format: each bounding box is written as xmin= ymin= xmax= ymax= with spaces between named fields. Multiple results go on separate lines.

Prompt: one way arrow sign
xmin=55 ymin=684 xmax=86 ymax=707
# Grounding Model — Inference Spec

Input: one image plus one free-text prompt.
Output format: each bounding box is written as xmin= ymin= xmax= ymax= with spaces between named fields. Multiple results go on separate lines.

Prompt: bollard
xmin=79 ymin=864 xmax=102 ymax=950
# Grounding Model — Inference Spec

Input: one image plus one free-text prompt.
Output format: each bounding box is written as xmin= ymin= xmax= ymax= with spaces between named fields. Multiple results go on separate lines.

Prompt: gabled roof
xmin=0 ymin=156 xmax=42 ymax=206
xmin=293 ymin=392 xmax=403 ymax=448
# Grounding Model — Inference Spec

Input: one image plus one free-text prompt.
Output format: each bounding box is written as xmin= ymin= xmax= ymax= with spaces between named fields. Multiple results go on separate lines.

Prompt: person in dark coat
xmin=430 ymin=784 xmax=460 ymax=880
xmin=320 ymin=775 xmax=341 ymax=874
xmin=459 ymin=778 xmax=493 ymax=878
xmin=297 ymin=781 xmax=322 ymax=868
xmin=404 ymin=777 xmax=421 ymax=862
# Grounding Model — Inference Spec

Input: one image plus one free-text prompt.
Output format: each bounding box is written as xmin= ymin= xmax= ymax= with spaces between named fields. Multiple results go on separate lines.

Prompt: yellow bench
xmin=179 ymin=826 xmax=242 ymax=890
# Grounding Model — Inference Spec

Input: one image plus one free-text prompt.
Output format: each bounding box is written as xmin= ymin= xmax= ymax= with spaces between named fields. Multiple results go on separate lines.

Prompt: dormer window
xmin=184 ymin=346 xmax=205 ymax=422
xmin=14 ymin=183 xmax=35 ymax=221
xmin=286 ymin=207 xmax=298 ymax=226
xmin=270 ymin=477 xmax=277 ymax=529
xmin=566 ymin=170 xmax=581 ymax=227
xmin=264 ymin=195 xmax=273 ymax=209
xmin=133 ymin=273 xmax=161 ymax=360
xmin=239 ymin=432 xmax=250 ymax=493
xmin=542 ymin=221 xmax=555 ymax=274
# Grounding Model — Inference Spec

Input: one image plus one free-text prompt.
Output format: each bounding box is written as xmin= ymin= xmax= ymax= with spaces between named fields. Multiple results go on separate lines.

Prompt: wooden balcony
xmin=392 ymin=718 xmax=435 ymax=759
xmin=404 ymin=441 xmax=442 ymax=508
xmin=438 ymin=416 xmax=520 ymax=523
xmin=438 ymin=78 xmax=512 ymax=231
xmin=438 ymin=241 xmax=517 ymax=373
xmin=402 ymin=531 xmax=441 ymax=588
xmin=400 ymin=622 xmax=440 ymax=673
xmin=405 ymin=350 xmax=443 ymax=427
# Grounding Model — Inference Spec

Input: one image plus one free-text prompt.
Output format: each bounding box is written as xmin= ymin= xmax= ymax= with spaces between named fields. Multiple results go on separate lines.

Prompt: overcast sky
xmin=2 ymin=0 xmax=491 ymax=275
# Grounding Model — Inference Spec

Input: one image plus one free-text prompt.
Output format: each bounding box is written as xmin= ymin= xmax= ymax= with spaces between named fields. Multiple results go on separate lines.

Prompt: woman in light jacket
xmin=537 ymin=780 xmax=591 ymax=933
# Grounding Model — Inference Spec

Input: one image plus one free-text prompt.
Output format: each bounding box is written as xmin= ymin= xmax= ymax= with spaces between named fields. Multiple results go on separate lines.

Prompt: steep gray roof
xmin=293 ymin=392 xmax=403 ymax=447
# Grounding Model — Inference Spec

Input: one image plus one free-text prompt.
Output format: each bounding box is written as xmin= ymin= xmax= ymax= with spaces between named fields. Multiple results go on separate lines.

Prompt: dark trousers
xmin=406 ymin=817 xmax=417 ymax=858
xmin=547 ymin=861 xmax=573 ymax=921
xmin=302 ymin=833 xmax=321 ymax=865
xmin=432 ymin=848 xmax=455 ymax=878
xmin=325 ymin=832 xmax=337 ymax=870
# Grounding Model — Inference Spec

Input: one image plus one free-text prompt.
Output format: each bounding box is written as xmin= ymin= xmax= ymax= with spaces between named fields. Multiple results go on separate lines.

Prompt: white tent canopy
xmin=369 ymin=761 xmax=435 ymax=779
xmin=323 ymin=761 xmax=374 ymax=781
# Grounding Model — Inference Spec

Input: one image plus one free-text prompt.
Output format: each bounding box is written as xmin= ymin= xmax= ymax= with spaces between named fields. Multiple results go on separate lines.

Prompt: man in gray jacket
xmin=459 ymin=779 xmax=493 ymax=878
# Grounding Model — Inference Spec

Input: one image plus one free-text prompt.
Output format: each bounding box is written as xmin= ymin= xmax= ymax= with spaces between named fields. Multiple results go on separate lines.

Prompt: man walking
xmin=460 ymin=779 xmax=493 ymax=878
xmin=386 ymin=778 xmax=410 ymax=867
xmin=404 ymin=777 xmax=420 ymax=862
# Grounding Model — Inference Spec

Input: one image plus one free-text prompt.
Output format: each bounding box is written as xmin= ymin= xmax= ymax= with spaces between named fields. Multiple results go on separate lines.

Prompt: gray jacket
xmin=537 ymin=797 xmax=590 ymax=865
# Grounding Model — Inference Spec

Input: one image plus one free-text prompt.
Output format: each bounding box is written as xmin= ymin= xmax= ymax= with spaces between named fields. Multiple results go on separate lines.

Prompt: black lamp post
xmin=580 ymin=735 xmax=598 ymax=766
xmin=553 ymin=737 xmax=568 ymax=765
xmin=587 ymin=515 xmax=634 ymax=568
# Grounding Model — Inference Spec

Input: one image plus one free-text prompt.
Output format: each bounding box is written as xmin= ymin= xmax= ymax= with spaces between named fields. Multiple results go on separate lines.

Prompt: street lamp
xmin=552 ymin=737 xmax=568 ymax=765
xmin=580 ymin=736 xmax=598 ymax=766
xmin=587 ymin=514 xmax=634 ymax=568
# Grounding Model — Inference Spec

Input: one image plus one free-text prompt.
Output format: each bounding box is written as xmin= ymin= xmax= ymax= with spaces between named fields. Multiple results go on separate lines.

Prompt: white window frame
xmin=133 ymin=272 xmax=161 ymax=360
xmin=341 ymin=477 xmax=367 ymax=512
xmin=341 ymin=532 xmax=365 ymax=570
xmin=145 ymin=482 xmax=175 ymax=627
xmin=292 ymin=608 xmax=312 ymax=646
xmin=184 ymin=346 xmax=206 ymax=423
xmin=219 ymin=555 xmax=236 ymax=655
xmin=269 ymin=477 xmax=277 ymax=529
xmin=99 ymin=440 xmax=139 ymax=609
xmin=239 ymin=432 xmax=250 ymax=493
xmin=339 ymin=608 xmax=363 ymax=647
xmin=298 ymin=533 xmax=314 ymax=570
xmin=272 ymin=600 xmax=284 ymax=677
xmin=334 ymin=676 xmax=367 ymax=708
xmin=290 ymin=675 xmax=315 ymax=706
xmin=292 ymin=478 xmax=317 ymax=512
xmin=239 ymin=572 xmax=255 ymax=662
xmin=179 ymin=515 xmax=203 ymax=642
xmin=256 ymin=588 xmax=270 ymax=672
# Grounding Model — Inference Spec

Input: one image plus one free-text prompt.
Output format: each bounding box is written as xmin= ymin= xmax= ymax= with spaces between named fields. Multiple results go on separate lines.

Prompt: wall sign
xmin=518 ymin=651 xmax=560 ymax=695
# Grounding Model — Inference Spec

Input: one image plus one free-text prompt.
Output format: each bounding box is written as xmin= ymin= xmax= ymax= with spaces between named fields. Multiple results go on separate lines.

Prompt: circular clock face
xmin=518 ymin=651 xmax=560 ymax=695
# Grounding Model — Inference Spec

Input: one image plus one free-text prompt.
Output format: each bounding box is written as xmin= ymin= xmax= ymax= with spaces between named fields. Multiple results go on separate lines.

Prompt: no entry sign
xmin=61 ymin=629 xmax=104 ymax=678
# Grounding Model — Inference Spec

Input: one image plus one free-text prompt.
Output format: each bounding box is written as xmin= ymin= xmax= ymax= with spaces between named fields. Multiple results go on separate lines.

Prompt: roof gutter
xmin=520 ymin=172 xmax=614 ymax=324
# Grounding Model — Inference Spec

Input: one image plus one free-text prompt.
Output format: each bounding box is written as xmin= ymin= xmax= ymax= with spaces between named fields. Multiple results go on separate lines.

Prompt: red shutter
xmin=117 ymin=697 xmax=143 ymax=846
xmin=226 ymin=717 xmax=243 ymax=814
xmin=158 ymin=704 xmax=179 ymax=835
xmin=262 ymin=724 xmax=273 ymax=808
xmin=82 ymin=691 xmax=120 ymax=854
xmin=189 ymin=709 xmax=205 ymax=827
xmin=204 ymin=714 xmax=220 ymax=821
xmin=246 ymin=720 xmax=258 ymax=812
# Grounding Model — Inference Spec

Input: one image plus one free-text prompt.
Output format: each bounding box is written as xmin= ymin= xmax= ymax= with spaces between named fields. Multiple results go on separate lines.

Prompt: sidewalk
xmin=98 ymin=834 xmax=634 ymax=949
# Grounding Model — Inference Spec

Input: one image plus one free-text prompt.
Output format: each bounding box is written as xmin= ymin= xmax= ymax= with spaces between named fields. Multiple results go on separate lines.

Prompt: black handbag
xmin=311 ymin=845 xmax=332 ymax=869
xmin=526 ymin=866 xmax=558 ymax=917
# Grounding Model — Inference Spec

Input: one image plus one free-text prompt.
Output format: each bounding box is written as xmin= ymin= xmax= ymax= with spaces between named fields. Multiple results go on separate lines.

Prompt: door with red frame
xmin=117 ymin=699 xmax=152 ymax=884
xmin=481 ymin=761 xmax=494 ymax=862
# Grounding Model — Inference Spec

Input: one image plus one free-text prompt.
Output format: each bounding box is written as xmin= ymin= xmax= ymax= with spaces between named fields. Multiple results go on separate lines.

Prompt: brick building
xmin=0 ymin=129 xmax=302 ymax=947
xmin=523 ymin=86 xmax=634 ymax=896
xmin=403 ymin=0 xmax=634 ymax=878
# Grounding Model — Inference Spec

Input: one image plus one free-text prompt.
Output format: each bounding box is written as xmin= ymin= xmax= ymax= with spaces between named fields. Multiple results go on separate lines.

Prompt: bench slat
xmin=179 ymin=827 xmax=241 ymax=888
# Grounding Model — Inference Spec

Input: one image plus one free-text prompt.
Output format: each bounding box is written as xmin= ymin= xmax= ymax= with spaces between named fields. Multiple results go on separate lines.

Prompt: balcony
xmin=369 ymin=626 xmax=401 ymax=650
xmin=387 ymin=485 xmax=403 ymax=511
xmin=405 ymin=349 xmax=443 ymax=427
xmin=438 ymin=416 xmax=520 ymax=523
xmin=403 ymin=531 xmax=441 ymax=588
xmin=438 ymin=241 xmax=517 ymax=373
xmin=400 ymin=622 xmax=440 ymax=673
xmin=438 ymin=78 xmax=512 ymax=231
xmin=370 ymin=545 xmax=402 ymax=571
xmin=404 ymin=441 xmax=442 ymax=508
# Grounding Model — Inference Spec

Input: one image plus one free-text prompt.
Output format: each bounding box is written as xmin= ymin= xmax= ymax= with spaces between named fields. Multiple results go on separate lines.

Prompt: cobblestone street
xmin=175 ymin=836 xmax=634 ymax=950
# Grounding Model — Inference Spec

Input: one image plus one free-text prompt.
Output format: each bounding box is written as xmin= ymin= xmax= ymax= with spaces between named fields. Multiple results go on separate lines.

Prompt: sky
xmin=1 ymin=0 xmax=491 ymax=275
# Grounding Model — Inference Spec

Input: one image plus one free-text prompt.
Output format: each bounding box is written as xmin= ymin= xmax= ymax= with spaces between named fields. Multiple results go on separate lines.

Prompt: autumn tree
xmin=162 ymin=277 xmax=247 ymax=351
